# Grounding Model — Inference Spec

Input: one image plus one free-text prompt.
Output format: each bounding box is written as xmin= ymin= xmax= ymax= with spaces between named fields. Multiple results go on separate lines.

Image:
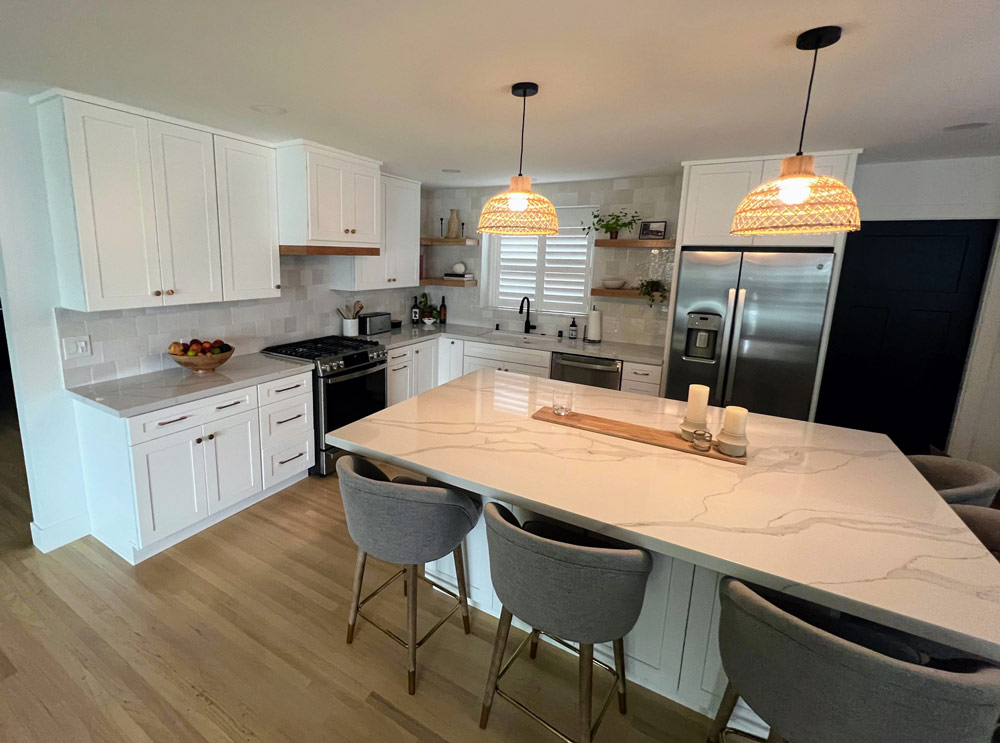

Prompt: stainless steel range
xmin=262 ymin=335 xmax=389 ymax=475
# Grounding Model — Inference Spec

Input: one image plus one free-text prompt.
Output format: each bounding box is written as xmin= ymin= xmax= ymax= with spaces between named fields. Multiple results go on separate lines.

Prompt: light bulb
xmin=777 ymin=177 xmax=812 ymax=205
xmin=508 ymin=193 xmax=529 ymax=212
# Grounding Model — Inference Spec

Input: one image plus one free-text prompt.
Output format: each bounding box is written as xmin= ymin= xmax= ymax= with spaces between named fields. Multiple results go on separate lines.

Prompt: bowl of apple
xmin=167 ymin=338 xmax=235 ymax=373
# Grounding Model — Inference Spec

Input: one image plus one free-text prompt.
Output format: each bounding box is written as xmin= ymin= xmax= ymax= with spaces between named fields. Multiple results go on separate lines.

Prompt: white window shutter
xmin=496 ymin=235 xmax=539 ymax=309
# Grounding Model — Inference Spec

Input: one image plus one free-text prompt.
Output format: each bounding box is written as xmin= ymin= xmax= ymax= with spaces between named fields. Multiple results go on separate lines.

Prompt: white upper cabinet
xmin=680 ymin=161 xmax=763 ymax=247
xmin=276 ymin=141 xmax=382 ymax=249
xmin=149 ymin=121 xmax=223 ymax=305
xmin=332 ymin=174 xmax=420 ymax=291
xmin=35 ymin=92 xmax=281 ymax=311
xmin=214 ymin=136 xmax=281 ymax=300
xmin=38 ymin=97 xmax=162 ymax=311
xmin=750 ymin=154 xmax=851 ymax=248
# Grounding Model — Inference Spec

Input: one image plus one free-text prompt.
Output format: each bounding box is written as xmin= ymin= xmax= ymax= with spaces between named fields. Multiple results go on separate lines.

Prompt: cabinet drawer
xmin=464 ymin=341 xmax=550 ymax=369
xmin=621 ymin=379 xmax=661 ymax=397
xmin=386 ymin=346 xmax=413 ymax=364
xmin=128 ymin=386 xmax=258 ymax=444
xmin=504 ymin=361 xmax=550 ymax=378
xmin=622 ymin=362 xmax=662 ymax=386
xmin=258 ymin=371 xmax=312 ymax=404
xmin=259 ymin=393 xmax=313 ymax=448
xmin=262 ymin=436 xmax=314 ymax=488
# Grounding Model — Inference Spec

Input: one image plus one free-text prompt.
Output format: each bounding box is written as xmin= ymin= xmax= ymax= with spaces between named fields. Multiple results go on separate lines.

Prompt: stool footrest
xmin=357 ymin=568 xmax=464 ymax=649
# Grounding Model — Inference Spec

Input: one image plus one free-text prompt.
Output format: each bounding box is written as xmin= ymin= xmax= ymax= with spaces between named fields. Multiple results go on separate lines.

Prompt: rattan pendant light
xmin=731 ymin=26 xmax=860 ymax=236
xmin=478 ymin=82 xmax=558 ymax=236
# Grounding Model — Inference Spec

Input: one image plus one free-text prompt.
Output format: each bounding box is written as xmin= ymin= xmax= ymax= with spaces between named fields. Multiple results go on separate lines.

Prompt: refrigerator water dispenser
xmin=684 ymin=313 xmax=722 ymax=361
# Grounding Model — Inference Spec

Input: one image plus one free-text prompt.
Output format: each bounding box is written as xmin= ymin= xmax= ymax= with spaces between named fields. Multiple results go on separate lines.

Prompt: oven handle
xmin=322 ymin=362 xmax=387 ymax=384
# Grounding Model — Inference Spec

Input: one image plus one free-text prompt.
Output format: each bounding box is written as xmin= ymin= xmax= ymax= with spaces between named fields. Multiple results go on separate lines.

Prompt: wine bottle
xmin=568 ymin=317 xmax=578 ymax=339
xmin=410 ymin=296 xmax=420 ymax=325
xmin=439 ymin=296 xmax=447 ymax=325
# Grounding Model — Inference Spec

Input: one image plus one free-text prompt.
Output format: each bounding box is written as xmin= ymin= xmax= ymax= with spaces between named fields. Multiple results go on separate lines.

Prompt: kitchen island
xmin=327 ymin=370 xmax=1000 ymax=725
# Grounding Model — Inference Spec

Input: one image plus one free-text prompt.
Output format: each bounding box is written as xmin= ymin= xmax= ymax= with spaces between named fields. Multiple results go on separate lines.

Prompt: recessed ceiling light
xmin=943 ymin=122 xmax=990 ymax=131
xmin=250 ymin=104 xmax=287 ymax=115
xmin=441 ymin=168 xmax=462 ymax=173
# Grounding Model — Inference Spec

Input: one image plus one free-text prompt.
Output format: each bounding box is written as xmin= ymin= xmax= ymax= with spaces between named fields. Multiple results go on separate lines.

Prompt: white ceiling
xmin=2 ymin=1 xmax=998 ymax=187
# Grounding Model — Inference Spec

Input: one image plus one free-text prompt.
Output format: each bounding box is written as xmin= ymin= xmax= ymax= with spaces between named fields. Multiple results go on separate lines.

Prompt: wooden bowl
xmin=168 ymin=348 xmax=235 ymax=374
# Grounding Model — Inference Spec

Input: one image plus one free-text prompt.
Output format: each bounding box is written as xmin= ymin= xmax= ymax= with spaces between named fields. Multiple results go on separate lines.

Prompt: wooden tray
xmin=532 ymin=407 xmax=747 ymax=465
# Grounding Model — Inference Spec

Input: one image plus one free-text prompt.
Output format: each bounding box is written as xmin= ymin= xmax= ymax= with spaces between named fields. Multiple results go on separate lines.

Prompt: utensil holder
xmin=342 ymin=318 xmax=359 ymax=337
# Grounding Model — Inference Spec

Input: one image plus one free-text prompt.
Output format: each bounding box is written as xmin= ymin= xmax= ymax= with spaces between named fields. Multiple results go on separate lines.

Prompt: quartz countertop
xmin=366 ymin=324 xmax=664 ymax=365
xmin=68 ymin=353 xmax=313 ymax=417
xmin=327 ymin=369 xmax=1000 ymax=662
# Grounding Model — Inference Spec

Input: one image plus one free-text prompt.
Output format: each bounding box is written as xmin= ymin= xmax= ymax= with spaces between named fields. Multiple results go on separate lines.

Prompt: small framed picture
xmin=638 ymin=220 xmax=668 ymax=240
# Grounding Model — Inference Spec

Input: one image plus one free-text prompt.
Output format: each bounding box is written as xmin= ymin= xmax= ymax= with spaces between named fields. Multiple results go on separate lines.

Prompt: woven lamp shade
xmin=478 ymin=175 xmax=558 ymax=235
xmin=731 ymin=155 xmax=860 ymax=236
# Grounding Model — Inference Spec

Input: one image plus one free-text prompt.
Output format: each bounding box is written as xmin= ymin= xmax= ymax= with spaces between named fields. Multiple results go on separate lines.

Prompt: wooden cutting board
xmin=532 ymin=406 xmax=747 ymax=465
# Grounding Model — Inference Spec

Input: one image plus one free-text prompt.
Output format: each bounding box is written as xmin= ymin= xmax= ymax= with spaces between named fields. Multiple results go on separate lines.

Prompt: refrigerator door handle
xmin=724 ymin=288 xmax=748 ymax=404
xmin=714 ymin=288 xmax=738 ymax=405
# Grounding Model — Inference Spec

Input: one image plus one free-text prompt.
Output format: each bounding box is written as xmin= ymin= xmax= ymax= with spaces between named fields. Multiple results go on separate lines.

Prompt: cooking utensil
xmin=336 ymin=308 xmax=348 ymax=320
xmin=353 ymin=301 xmax=363 ymax=319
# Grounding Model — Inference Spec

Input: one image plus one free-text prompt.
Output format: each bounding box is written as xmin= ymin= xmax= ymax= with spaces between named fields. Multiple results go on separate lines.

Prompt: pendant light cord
xmin=518 ymin=93 xmax=526 ymax=176
xmin=797 ymin=46 xmax=819 ymax=156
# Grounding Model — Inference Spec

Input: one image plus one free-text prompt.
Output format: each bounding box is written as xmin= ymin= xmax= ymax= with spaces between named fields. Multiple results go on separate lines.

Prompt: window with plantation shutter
xmin=488 ymin=205 xmax=594 ymax=315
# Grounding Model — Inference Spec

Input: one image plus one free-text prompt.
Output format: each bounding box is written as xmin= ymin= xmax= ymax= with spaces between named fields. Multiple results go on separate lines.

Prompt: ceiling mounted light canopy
xmin=731 ymin=26 xmax=860 ymax=236
xmin=478 ymin=82 xmax=558 ymax=236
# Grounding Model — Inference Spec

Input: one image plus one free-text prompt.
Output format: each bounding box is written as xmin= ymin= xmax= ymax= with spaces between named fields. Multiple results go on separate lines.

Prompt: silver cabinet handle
xmin=392 ymin=365 xmax=408 ymax=372
xmin=715 ymin=288 xmax=738 ymax=405
xmin=274 ymin=383 xmax=302 ymax=393
xmin=279 ymin=452 xmax=304 ymax=465
xmin=158 ymin=415 xmax=189 ymax=427
xmin=216 ymin=400 xmax=241 ymax=410
xmin=557 ymin=358 xmax=621 ymax=372
xmin=632 ymin=371 xmax=651 ymax=377
xmin=391 ymin=353 xmax=407 ymax=359
xmin=724 ymin=288 xmax=748 ymax=405
xmin=276 ymin=413 xmax=303 ymax=425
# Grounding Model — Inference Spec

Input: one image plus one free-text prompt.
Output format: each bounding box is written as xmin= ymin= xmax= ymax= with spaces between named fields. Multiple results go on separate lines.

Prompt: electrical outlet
xmin=607 ymin=319 xmax=621 ymax=334
xmin=62 ymin=335 xmax=92 ymax=360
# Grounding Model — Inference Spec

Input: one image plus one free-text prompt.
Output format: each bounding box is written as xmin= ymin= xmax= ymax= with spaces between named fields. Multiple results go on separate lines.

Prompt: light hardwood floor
xmin=0 ymin=463 xmax=711 ymax=742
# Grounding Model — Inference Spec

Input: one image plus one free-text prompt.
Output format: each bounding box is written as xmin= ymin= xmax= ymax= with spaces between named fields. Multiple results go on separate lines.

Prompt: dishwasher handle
xmin=554 ymin=357 xmax=622 ymax=373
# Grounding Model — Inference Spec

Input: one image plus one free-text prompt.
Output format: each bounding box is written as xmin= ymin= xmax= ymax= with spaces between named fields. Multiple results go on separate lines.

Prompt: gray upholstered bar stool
xmin=479 ymin=503 xmax=652 ymax=743
xmin=952 ymin=504 xmax=1000 ymax=562
xmin=337 ymin=455 xmax=482 ymax=694
xmin=908 ymin=454 xmax=1000 ymax=506
xmin=707 ymin=577 xmax=1000 ymax=743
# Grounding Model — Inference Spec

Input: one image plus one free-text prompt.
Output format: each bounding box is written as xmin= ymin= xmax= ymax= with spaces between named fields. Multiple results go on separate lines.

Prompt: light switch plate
xmin=62 ymin=335 xmax=91 ymax=360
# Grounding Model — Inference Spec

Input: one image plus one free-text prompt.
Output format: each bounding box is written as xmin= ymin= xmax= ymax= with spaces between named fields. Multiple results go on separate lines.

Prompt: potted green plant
xmin=418 ymin=292 xmax=439 ymax=320
xmin=636 ymin=279 xmax=668 ymax=307
xmin=583 ymin=209 xmax=642 ymax=239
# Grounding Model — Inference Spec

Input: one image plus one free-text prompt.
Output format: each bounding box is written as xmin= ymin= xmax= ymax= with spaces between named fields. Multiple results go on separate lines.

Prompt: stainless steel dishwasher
xmin=550 ymin=352 xmax=622 ymax=390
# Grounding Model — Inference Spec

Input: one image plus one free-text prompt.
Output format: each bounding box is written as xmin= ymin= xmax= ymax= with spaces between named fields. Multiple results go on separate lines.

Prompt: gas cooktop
xmin=262 ymin=335 xmax=388 ymax=376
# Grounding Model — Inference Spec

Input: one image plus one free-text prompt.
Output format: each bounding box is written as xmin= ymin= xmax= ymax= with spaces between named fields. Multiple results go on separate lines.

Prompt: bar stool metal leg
xmin=452 ymin=546 xmax=471 ymax=634
xmin=612 ymin=638 xmax=627 ymax=714
xmin=529 ymin=629 xmax=541 ymax=659
xmin=406 ymin=563 xmax=418 ymax=694
xmin=579 ymin=643 xmax=594 ymax=743
xmin=346 ymin=550 xmax=367 ymax=644
xmin=707 ymin=681 xmax=739 ymax=743
xmin=480 ymin=607 xmax=513 ymax=728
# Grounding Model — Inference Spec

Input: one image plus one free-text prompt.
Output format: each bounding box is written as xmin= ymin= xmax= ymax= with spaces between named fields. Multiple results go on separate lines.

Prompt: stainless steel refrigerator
xmin=666 ymin=249 xmax=834 ymax=420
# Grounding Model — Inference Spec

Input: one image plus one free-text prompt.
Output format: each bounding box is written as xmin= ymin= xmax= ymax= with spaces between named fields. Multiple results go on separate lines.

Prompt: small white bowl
xmin=602 ymin=278 xmax=627 ymax=289
xmin=422 ymin=317 xmax=436 ymax=326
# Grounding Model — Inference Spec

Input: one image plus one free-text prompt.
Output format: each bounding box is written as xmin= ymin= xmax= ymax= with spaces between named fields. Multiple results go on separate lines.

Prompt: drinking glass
xmin=553 ymin=387 xmax=574 ymax=416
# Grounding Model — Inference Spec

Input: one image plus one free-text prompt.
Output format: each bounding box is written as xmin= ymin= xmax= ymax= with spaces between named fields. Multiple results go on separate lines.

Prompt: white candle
xmin=723 ymin=405 xmax=748 ymax=436
xmin=686 ymin=384 xmax=709 ymax=423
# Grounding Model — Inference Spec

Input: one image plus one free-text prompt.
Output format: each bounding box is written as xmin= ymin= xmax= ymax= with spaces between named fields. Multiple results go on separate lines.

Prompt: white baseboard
xmin=29 ymin=511 xmax=91 ymax=553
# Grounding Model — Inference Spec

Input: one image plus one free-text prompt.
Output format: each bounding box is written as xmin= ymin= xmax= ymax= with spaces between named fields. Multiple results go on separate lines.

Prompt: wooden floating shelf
xmin=594 ymin=238 xmax=675 ymax=249
xmin=279 ymin=245 xmax=379 ymax=256
xmin=420 ymin=277 xmax=478 ymax=287
xmin=419 ymin=237 xmax=480 ymax=247
xmin=532 ymin=406 xmax=746 ymax=465
xmin=590 ymin=288 xmax=667 ymax=300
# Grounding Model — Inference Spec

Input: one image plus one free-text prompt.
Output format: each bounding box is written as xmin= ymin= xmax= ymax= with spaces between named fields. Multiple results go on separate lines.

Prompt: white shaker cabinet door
xmin=132 ymin=426 xmax=210 ymax=547
xmin=204 ymin=409 xmax=262 ymax=515
xmin=438 ymin=338 xmax=465 ymax=385
xmin=149 ymin=120 xmax=223 ymax=305
xmin=682 ymin=161 xmax=763 ymax=247
xmin=386 ymin=176 xmax=420 ymax=287
xmin=347 ymin=162 xmax=380 ymax=245
xmin=307 ymin=149 xmax=348 ymax=242
xmin=387 ymin=360 xmax=412 ymax=406
xmin=215 ymin=136 xmax=280 ymax=300
xmin=412 ymin=340 xmax=438 ymax=396
xmin=62 ymin=98 xmax=163 ymax=310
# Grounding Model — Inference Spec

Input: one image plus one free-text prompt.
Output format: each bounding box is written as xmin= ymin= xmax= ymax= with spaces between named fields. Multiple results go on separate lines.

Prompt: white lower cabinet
xmin=463 ymin=342 xmax=551 ymax=378
xmin=438 ymin=337 xmax=465 ymax=384
xmin=387 ymin=356 xmax=412 ymax=406
xmin=411 ymin=340 xmax=438 ymax=395
xmin=386 ymin=339 xmax=438 ymax=405
xmin=621 ymin=379 xmax=661 ymax=396
xmin=79 ymin=371 xmax=312 ymax=564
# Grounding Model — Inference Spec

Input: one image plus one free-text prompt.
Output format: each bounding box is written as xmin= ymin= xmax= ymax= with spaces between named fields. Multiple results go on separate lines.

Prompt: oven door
xmin=314 ymin=362 xmax=387 ymax=475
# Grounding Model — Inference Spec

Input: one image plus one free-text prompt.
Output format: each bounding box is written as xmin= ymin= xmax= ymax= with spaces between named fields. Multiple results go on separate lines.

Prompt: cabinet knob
xmin=344 ymin=229 xmax=350 ymax=234
xmin=415 ymin=350 xmax=419 ymax=354
xmin=195 ymin=437 xmax=203 ymax=444
xmin=153 ymin=290 xmax=162 ymax=297
xmin=350 ymin=229 xmax=356 ymax=234
xmin=207 ymin=433 xmax=215 ymax=440
xmin=451 ymin=341 xmax=455 ymax=345
xmin=275 ymin=284 xmax=281 ymax=289
xmin=166 ymin=289 xmax=175 ymax=296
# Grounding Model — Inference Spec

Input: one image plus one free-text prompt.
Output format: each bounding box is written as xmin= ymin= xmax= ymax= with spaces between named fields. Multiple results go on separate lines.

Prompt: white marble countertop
xmin=328 ymin=369 xmax=1000 ymax=662
xmin=68 ymin=353 xmax=313 ymax=417
xmin=366 ymin=324 xmax=665 ymax=365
